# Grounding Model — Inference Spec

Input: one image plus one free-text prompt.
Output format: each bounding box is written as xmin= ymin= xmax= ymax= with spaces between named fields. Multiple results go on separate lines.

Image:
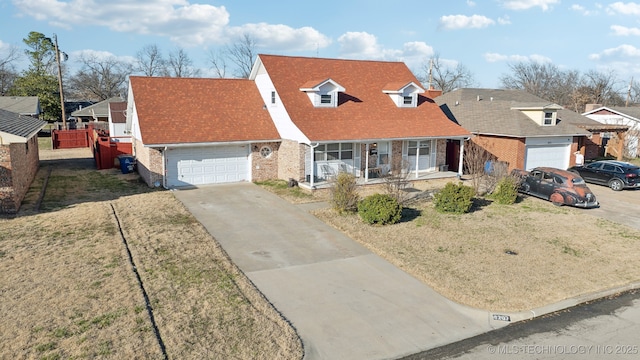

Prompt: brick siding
xmin=252 ymin=142 xmax=280 ymax=181
xmin=133 ymin=138 xmax=163 ymax=187
xmin=278 ymin=139 xmax=306 ymax=181
xmin=0 ymin=136 xmax=40 ymax=213
xmin=473 ymin=135 xmax=526 ymax=171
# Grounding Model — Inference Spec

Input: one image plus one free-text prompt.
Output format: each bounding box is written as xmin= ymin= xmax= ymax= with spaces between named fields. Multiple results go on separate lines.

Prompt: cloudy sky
xmin=1 ymin=0 xmax=639 ymax=88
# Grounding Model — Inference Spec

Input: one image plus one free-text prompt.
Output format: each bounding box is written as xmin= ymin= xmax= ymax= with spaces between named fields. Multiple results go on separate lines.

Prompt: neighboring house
xmin=436 ymin=88 xmax=627 ymax=171
xmin=0 ymin=96 xmax=41 ymax=118
xmin=0 ymin=109 xmax=47 ymax=213
xmin=71 ymin=97 xmax=124 ymax=122
xmin=582 ymin=105 xmax=640 ymax=158
xmin=108 ymin=101 xmax=130 ymax=141
xmin=250 ymin=54 xmax=469 ymax=188
xmin=127 ymin=55 xmax=470 ymax=189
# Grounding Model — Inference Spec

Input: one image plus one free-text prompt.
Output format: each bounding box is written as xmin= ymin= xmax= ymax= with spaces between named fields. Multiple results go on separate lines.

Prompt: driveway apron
xmin=173 ymin=183 xmax=495 ymax=360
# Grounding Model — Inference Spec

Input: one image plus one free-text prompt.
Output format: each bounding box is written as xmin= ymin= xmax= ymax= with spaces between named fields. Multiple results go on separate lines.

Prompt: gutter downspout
xmin=162 ymin=146 xmax=168 ymax=189
xmin=458 ymin=139 xmax=466 ymax=177
xmin=309 ymin=143 xmax=320 ymax=188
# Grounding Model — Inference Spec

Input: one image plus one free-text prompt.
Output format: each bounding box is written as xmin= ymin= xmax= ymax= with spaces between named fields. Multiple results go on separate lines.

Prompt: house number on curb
xmin=492 ymin=314 xmax=511 ymax=322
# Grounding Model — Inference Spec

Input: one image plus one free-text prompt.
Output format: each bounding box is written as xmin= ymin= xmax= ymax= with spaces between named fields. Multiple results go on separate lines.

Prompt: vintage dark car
xmin=567 ymin=160 xmax=640 ymax=191
xmin=512 ymin=167 xmax=599 ymax=208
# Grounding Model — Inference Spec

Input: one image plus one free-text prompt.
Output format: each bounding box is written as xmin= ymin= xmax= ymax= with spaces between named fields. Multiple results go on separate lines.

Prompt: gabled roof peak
xmin=382 ymin=81 xmax=425 ymax=94
xmin=299 ymin=78 xmax=345 ymax=92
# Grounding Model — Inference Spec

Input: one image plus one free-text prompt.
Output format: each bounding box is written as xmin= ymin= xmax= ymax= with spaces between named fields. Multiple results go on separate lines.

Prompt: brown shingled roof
xmin=130 ymin=76 xmax=280 ymax=145
xmin=259 ymin=55 xmax=469 ymax=141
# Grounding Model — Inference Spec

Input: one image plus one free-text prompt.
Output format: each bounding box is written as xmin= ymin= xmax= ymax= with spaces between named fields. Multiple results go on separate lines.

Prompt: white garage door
xmin=525 ymin=144 xmax=570 ymax=170
xmin=166 ymin=145 xmax=250 ymax=187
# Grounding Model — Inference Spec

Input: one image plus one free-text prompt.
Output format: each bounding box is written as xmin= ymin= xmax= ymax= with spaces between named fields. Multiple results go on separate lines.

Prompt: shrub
xmin=489 ymin=176 xmax=519 ymax=205
xmin=358 ymin=194 xmax=402 ymax=225
xmin=329 ymin=172 xmax=359 ymax=213
xmin=433 ymin=182 xmax=475 ymax=214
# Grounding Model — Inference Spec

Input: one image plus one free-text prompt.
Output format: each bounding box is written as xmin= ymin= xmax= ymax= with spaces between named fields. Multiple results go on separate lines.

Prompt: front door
xmin=405 ymin=140 xmax=432 ymax=172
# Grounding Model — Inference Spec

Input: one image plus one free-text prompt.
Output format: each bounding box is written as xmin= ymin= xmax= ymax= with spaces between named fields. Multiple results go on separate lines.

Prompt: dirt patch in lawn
xmin=310 ymin=182 xmax=640 ymax=313
xmin=0 ymin=148 xmax=303 ymax=359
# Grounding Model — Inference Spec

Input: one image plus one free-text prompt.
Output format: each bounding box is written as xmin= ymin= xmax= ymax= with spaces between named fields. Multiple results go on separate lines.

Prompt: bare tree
xmin=225 ymin=34 xmax=256 ymax=79
xmin=421 ymin=54 xmax=476 ymax=93
xmin=463 ymin=137 xmax=494 ymax=195
xmin=0 ymin=45 xmax=20 ymax=95
xmin=68 ymin=54 xmax=132 ymax=101
xmin=207 ymin=49 xmax=228 ymax=78
xmin=135 ymin=44 xmax=165 ymax=76
xmin=381 ymin=157 xmax=412 ymax=204
xmin=500 ymin=61 xmax=564 ymax=101
xmin=165 ymin=48 xmax=201 ymax=78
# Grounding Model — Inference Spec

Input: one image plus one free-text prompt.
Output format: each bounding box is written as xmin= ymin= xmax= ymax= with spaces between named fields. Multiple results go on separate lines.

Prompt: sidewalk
xmin=173 ymin=183 xmax=499 ymax=360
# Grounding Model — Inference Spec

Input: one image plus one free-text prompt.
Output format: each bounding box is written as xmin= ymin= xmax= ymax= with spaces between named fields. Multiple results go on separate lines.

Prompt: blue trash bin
xmin=118 ymin=155 xmax=135 ymax=174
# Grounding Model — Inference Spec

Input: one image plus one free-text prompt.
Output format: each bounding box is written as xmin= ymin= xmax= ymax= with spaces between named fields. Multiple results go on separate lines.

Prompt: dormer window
xmin=383 ymin=82 xmax=424 ymax=108
xmin=300 ymin=78 xmax=345 ymax=108
xmin=512 ymin=103 xmax=562 ymax=126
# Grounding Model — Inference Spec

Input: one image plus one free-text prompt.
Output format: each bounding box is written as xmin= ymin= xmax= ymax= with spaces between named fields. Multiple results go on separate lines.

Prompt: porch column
xmin=309 ymin=145 xmax=315 ymax=188
xmin=414 ymin=144 xmax=420 ymax=179
xmin=617 ymin=132 xmax=625 ymax=160
xmin=365 ymin=143 xmax=370 ymax=182
xmin=458 ymin=139 xmax=465 ymax=177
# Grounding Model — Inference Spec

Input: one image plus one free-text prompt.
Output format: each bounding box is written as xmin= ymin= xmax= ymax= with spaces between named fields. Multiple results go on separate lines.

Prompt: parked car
xmin=567 ymin=160 xmax=640 ymax=191
xmin=512 ymin=167 xmax=599 ymax=208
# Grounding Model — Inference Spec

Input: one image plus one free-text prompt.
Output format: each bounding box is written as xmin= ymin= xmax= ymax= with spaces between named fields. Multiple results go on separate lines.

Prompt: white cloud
xmin=500 ymin=0 xmax=559 ymax=11
xmin=70 ymin=49 xmax=136 ymax=64
xmin=570 ymin=4 xmax=598 ymax=16
xmin=439 ymin=15 xmax=495 ymax=30
xmin=498 ymin=15 xmax=511 ymax=25
xmin=611 ymin=25 xmax=640 ymax=36
xmin=607 ymin=1 xmax=640 ymax=15
xmin=337 ymin=32 xmax=433 ymax=67
xmin=467 ymin=0 xmax=476 ymax=6
xmin=227 ymin=23 xmax=331 ymax=52
xmin=483 ymin=52 xmax=552 ymax=63
xmin=11 ymin=0 xmax=332 ymax=51
xmin=589 ymin=44 xmax=640 ymax=60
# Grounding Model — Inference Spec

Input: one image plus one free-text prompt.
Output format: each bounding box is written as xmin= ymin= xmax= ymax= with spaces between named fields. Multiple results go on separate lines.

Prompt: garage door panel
xmin=167 ymin=145 xmax=249 ymax=187
xmin=525 ymin=144 xmax=570 ymax=170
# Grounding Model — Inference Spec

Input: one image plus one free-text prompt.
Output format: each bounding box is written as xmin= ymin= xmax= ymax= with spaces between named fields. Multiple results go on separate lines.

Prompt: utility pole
xmin=53 ymin=34 xmax=66 ymax=129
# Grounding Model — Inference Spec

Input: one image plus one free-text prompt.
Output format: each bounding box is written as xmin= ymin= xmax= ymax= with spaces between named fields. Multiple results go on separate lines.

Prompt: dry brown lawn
xmin=0 ymin=148 xmax=302 ymax=360
xmin=310 ymin=183 xmax=640 ymax=312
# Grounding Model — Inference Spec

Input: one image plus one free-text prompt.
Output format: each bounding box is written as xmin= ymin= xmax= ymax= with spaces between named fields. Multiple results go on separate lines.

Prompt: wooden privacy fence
xmin=52 ymin=129 xmax=90 ymax=149
xmin=90 ymin=134 xmax=133 ymax=170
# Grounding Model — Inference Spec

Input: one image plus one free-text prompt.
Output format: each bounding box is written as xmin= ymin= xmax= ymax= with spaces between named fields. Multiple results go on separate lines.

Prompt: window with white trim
xmin=402 ymin=95 xmax=414 ymax=106
xmin=544 ymin=112 xmax=554 ymax=125
xmin=407 ymin=141 xmax=430 ymax=156
xmin=314 ymin=143 xmax=353 ymax=161
xmin=271 ymin=91 xmax=276 ymax=104
xmin=320 ymin=94 xmax=332 ymax=105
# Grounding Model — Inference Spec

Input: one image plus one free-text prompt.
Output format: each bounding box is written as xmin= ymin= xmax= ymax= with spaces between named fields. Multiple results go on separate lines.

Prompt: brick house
xmin=126 ymin=55 xmax=470 ymax=189
xmin=582 ymin=105 xmax=640 ymax=158
xmin=0 ymin=108 xmax=47 ymax=213
xmin=435 ymin=88 xmax=627 ymax=171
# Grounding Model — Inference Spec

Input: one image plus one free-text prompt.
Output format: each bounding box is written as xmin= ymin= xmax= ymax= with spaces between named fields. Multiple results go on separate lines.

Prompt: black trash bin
xmin=118 ymin=155 xmax=135 ymax=174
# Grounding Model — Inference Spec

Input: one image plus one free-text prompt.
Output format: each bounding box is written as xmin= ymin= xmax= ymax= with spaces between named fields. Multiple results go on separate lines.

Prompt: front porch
xmin=298 ymin=170 xmax=460 ymax=190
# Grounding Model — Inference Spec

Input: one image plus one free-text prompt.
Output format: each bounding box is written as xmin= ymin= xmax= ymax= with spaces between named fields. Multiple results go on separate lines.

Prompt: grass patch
xmin=0 ymin=149 xmax=303 ymax=359
xmin=313 ymin=191 xmax=640 ymax=312
xmin=255 ymin=179 xmax=317 ymax=203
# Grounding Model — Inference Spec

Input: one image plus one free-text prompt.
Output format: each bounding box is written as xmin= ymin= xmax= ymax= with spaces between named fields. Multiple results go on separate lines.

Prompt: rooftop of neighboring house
xmin=0 ymin=108 xmax=47 ymax=140
xmin=71 ymin=97 xmax=124 ymax=118
xmin=253 ymin=54 xmax=470 ymax=142
xmin=435 ymin=88 xmax=603 ymax=138
xmin=109 ymin=101 xmax=127 ymax=124
xmin=129 ymin=76 xmax=280 ymax=145
xmin=0 ymin=96 xmax=40 ymax=116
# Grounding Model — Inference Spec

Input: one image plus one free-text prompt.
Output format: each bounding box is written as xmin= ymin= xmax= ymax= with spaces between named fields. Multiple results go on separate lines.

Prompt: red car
xmin=512 ymin=167 xmax=599 ymax=208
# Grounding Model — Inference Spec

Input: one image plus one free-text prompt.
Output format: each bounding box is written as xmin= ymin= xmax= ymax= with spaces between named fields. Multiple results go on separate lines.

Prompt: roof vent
xmin=477 ymin=95 xmax=481 ymax=101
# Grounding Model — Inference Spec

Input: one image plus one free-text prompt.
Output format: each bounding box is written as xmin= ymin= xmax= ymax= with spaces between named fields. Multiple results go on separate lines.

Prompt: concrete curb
xmin=488 ymin=281 xmax=640 ymax=327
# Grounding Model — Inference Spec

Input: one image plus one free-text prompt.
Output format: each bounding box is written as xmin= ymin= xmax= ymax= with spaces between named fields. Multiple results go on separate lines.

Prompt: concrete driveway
xmin=585 ymin=185 xmax=640 ymax=230
xmin=173 ymin=183 xmax=497 ymax=360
